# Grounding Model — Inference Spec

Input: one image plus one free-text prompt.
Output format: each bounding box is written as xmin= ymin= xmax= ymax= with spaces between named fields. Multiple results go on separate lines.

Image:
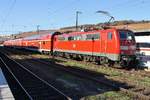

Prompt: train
xmin=3 ymin=28 xmax=137 ymax=67
xmin=135 ymin=32 xmax=150 ymax=69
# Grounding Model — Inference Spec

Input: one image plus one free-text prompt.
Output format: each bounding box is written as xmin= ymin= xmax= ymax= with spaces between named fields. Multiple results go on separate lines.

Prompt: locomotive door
xmin=101 ymin=32 xmax=108 ymax=55
xmin=103 ymin=31 xmax=114 ymax=57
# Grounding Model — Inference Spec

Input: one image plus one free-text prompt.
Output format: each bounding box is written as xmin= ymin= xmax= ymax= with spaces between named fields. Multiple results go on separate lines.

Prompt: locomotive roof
xmin=60 ymin=28 xmax=133 ymax=36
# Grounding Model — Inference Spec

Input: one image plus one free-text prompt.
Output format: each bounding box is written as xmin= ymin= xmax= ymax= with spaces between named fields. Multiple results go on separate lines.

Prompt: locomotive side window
xmin=68 ymin=36 xmax=82 ymax=41
xmin=108 ymin=32 xmax=113 ymax=40
xmin=82 ymin=34 xmax=87 ymax=40
xmin=58 ymin=36 xmax=65 ymax=41
xmin=93 ymin=34 xmax=100 ymax=39
xmin=86 ymin=33 xmax=100 ymax=40
xmin=86 ymin=34 xmax=93 ymax=40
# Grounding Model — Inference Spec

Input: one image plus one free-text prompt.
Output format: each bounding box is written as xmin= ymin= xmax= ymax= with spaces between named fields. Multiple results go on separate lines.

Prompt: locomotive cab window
xmin=119 ymin=32 xmax=127 ymax=39
xmin=119 ymin=31 xmax=135 ymax=40
xmin=108 ymin=32 xmax=113 ymax=40
xmin=127 ymin=32 xmax=135 ymax=41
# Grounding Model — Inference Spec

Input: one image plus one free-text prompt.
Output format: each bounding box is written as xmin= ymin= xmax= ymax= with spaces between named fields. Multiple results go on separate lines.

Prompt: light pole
xmin=37 ymin=25 xmax=40 ymax=34
xmin=76 ymin=11 xmax=82 ymax=31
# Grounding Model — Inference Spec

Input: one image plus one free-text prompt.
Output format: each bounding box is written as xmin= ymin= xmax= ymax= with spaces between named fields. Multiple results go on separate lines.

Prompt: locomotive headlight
xmin=136 ymin=56 xmax=140 ymax=60
xmin=135 ymin=51 xmax=140 ymax=55
xmin=130 ymin=45 xmax=136 ymax=50
xmin=122 ymin=56 xmax=128 ymax=60
xmin=121 ymin=51 xmax=124 ymax=54
xmin=142 ymin=52 xmax=145 ymax=56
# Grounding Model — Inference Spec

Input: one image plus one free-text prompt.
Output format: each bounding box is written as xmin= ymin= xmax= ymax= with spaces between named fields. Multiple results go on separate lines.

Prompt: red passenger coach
xmin=4 ymin=33 xmax=52 ymax=54
xmin=22 ymin=33 xmax=52 ymax=53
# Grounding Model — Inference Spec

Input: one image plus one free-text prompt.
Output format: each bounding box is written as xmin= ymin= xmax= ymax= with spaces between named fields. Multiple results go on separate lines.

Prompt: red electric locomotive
xmin=3 ymin=28 xmax=136 ymax=67
xmin=53 ymin=28 xmax=136 ymax=67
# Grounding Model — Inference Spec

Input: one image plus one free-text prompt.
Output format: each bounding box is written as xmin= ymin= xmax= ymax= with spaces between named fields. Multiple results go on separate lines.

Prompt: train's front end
xmin=118 ymin=30 xmax=137 ymax=67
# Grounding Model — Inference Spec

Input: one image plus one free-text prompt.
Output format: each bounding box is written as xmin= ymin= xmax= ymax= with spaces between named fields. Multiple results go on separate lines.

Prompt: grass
xmin=129 ymin=76 xmax=150 ymax=87
xmin=31 ymin=54 xmax=150 ymax=88
xmin=32 ymin=54 xmax=150 ymax=86
xmin=60 ymin=59 xmax=150 ymax=87
xmin=82 ymin=91 xmax=132 ymax=100
xmin=63 ymin=61 xmax=123 ymax=77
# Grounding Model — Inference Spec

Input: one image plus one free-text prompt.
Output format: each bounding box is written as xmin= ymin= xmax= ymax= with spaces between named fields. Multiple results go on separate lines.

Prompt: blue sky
xmin=0 ymin=0 xmax=149 ymax=35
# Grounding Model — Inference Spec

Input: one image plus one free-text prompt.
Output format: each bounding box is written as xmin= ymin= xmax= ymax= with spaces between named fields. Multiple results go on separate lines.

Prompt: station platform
xmin=0 ymin=68 xmax=14 ymax=100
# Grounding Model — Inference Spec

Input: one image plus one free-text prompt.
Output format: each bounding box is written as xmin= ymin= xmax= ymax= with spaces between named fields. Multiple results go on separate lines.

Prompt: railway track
xmin=3 ymin=47 xmax=150 ymax=78
xmin=0 ymin=51 xmax=71 ymax=100
xmin=1 ymin=47 xmax=150 ymax=99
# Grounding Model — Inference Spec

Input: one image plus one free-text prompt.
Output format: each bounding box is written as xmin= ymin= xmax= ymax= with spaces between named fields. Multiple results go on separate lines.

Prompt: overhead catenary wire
xmin=48 ymin=0 xmax=81 ymax=16
xmin=0 ymin=0 xmax=16 ymax=31
xmin=47 ymin=0 xmax=81 ymax=28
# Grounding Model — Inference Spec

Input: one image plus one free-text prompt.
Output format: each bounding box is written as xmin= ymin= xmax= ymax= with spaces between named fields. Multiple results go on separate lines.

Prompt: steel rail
xmin=0 ymin=58 xmax=33 ymax=100
xmin=0 ymin=52 xmax=71 ymax=100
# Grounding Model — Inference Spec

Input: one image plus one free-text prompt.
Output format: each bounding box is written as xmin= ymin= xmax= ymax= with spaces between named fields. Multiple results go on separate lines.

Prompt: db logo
xmin=73 ymin=44 xmax=76 ymax=48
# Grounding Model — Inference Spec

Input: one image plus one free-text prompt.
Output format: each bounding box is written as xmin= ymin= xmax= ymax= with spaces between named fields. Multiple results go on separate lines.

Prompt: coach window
xmin=68 ymin=36 xmax=74 ymax=41
xmin=108 ymin=32 xmax=113 ymax=40
xmin=137 ymin=43 xmax=150 ymax=48
xmin=76 ymin=35 xmax=82 ymax=40
xmin=43 ymin=41 xmax=46 ymax=45
xmin=68 ymin=37 xmax=71 ymax=41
